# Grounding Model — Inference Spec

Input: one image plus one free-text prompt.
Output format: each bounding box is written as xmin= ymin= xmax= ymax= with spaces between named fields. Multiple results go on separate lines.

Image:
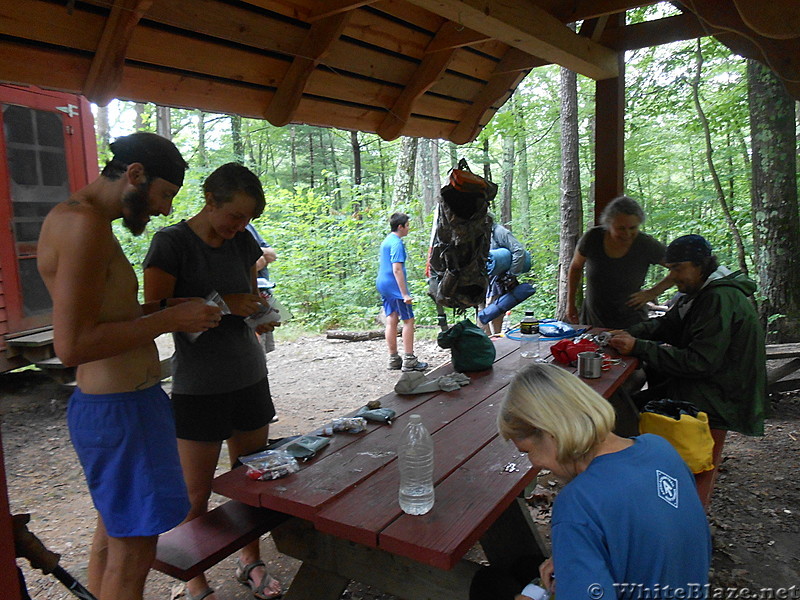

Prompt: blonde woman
xmin=482 ymin=363 xmax=710 ymax=600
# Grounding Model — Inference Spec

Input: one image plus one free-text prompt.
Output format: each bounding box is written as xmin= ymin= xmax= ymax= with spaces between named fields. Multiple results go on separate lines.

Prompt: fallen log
xmin=326 ymin=329 xmax=385 ymax=342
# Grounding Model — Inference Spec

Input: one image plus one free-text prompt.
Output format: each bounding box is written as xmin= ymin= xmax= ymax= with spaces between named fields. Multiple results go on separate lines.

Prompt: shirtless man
xmin=37 ymin=132 xmax=221 ymax=600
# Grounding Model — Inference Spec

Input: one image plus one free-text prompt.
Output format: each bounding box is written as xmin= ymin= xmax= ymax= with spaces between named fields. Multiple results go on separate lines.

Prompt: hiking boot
xmin=402 ymin=354 xmax=429 ymax=372
xmin=388 ymin=354 xmax=402 ymax=370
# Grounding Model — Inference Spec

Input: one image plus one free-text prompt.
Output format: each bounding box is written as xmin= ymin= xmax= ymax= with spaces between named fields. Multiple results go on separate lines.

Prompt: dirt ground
xmin=2 ymin=334 xmax=799 ymax=600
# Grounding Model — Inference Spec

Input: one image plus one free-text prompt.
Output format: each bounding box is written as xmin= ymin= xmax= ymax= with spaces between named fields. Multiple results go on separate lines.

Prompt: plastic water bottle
xmin=398 ymin=414 xmax=435 ymax=515
xmin=519 ymin=310 xmax=540 ymax=358
xmin=501 ymin=311 xmax=512 ymax=334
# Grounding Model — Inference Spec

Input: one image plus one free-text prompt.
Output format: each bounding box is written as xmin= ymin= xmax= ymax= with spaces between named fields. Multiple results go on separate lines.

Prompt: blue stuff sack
xmin=538 ymin=319 xmax=578 ymax=339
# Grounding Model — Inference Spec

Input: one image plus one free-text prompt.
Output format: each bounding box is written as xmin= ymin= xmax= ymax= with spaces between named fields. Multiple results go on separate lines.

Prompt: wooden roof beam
xmin=425 ymin=20 xmax=491 ymax=53
xmin=449 ymin=47 xmax=546 ymax=144
xmin=309 ymin=0 xmax=378 ymax=22
xmin=83 ymin=0 xmax=152 ymax=106
xmin=541 ymin=0 xmax=658 ymax=22
xmin=732 ymin=0 xmax=800 ymax=40
xmin=404 ymin=0 xmax=619 ymax=80
xmin=264 ymin=12 xmax=351 ymax=127
xmin=377 ymin=22 xmax=460 ymax=140
xmin=603 ymin=12 xmax=723 ymax=51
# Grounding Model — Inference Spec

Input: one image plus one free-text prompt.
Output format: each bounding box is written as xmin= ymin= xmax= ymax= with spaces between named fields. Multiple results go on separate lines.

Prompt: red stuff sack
xmin=550 ymin=338 xmax=599 ymax=365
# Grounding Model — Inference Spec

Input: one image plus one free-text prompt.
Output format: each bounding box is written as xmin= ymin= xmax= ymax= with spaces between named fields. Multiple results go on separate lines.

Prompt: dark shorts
xmin=172 ymin=376 xmax=275 ymax=442
xmin=67 ymin=385 xmax=190 ymax=537
xmin=383 ymin=298 xmax=414 ymax=321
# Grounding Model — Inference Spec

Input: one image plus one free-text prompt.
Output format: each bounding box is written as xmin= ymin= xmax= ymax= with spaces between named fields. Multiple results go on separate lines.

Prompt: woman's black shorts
xmin=171 ymin=376 xmax=275 ymax=442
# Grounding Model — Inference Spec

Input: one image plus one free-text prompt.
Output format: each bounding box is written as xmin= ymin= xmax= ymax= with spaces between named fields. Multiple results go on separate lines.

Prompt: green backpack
xmin=437 ymin=318 xmax=496 ymax=372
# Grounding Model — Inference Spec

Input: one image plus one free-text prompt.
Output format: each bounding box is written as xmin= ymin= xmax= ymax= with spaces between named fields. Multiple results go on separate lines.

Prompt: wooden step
xmin=35 ymin=356 xmax=69 ymax=369
xmin=153 ymin=500 xmax=288 ymax=581
xmin=6 ymin=330 xmax=54 ymax=347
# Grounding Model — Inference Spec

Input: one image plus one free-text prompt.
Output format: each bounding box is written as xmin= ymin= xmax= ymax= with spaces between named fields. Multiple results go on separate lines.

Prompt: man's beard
xmin=121 ymin=182 xmax=151 ymax=235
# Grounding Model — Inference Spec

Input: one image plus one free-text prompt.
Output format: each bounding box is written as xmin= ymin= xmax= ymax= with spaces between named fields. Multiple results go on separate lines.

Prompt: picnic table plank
xmin=765 ymin=342 xmax=800 ymax=359
xmin=213 ymin=338 xmax=522 ymax=518
xmin=314 ymin=387 xmax=508 ymax=547
xmin=378 ymin=434 xmax=535 ymax=569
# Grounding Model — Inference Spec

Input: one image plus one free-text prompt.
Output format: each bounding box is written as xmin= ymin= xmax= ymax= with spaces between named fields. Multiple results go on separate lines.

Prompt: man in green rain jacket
xmin=610 ymin=234 xmax=766 ymax=506
xmin=610 ymin=234 xmax=767 ymax=436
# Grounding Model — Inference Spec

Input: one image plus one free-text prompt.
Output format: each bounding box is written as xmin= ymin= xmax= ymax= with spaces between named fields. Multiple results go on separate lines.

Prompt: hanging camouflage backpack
xmin=427 ymin=159 xmax=496 ymax=311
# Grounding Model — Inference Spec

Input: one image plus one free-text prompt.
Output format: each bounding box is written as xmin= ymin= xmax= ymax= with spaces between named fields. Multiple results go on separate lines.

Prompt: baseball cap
xmin=109 ymin=132 xmax=188 ymax=187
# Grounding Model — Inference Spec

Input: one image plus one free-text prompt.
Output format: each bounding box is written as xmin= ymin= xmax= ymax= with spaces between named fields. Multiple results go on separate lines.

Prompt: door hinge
xmin=55 ymin=104 xmax=79 ymax=118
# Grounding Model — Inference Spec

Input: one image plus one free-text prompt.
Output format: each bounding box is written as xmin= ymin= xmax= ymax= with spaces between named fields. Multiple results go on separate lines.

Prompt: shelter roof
xmin=1 ymin=0 xmax=798 ymax=143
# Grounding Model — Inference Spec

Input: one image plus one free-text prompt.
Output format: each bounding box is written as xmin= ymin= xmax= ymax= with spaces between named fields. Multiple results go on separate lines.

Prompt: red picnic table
xmin=212 ymin=332 xmax=638 ymax=600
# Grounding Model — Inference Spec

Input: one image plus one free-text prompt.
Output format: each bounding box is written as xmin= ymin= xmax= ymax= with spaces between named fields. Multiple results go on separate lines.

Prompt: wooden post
xmin=1 ymin=428 xmax=22 ymax=600
xmin=593 ymin=14 xmax=625 ymax=224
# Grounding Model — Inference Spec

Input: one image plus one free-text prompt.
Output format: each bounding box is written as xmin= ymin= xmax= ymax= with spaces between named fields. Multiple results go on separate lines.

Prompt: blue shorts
xmin=383 ymin=298 xmax=414 ymax=321
xmin=67 ymin=385 xmax=190 ymax=537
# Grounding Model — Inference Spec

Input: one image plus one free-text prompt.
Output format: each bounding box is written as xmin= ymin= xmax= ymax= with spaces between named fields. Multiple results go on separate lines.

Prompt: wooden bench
xmin=153 ymin=500 xmax=287 ymax=581
xmin=766 ymin=343 xmax=800 ymax=393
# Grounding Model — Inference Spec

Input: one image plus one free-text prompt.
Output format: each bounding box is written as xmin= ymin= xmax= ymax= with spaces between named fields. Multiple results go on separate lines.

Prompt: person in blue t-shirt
xmin=473 ymin=363 xmax=710 ymax=600
xmin=376 ymin=212 xmax=428 ymax=372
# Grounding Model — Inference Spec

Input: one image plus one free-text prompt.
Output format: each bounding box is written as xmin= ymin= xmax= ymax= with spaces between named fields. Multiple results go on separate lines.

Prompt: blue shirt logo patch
xmin=656 ymin=470 xmax=679 ymax=508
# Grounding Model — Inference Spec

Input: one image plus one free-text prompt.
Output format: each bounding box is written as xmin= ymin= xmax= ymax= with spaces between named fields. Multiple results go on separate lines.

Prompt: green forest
xmin=102 ymin=27 xmax=799 ymax=337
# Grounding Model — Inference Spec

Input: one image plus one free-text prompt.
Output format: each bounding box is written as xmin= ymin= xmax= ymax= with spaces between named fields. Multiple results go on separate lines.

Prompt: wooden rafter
xmin=579 ymin=17 xmax=610 ymax=43
xmin=683 ymin=0 xmax=800 ymax=83
xmin=83 ymin=0 xmax=152 ymax=106
xmin=404 ymin=0 xmax=619 ymax=80
xmin=309 ymin=0 xmax=377 ymax=22
xmin=264 ymin=12 xmax=351 ymax=127
xmin=424 ymin=21 xmax=491 ymax=53
xmin=603 ymin=12 xmax=722 ymax=51
xmin=449 ymin=47 xmax=545 ymax=145
xmin=377 ymin=21 xmax=459 ymax=140
xmin=538 ymin=0 xmax=657 ymax=22
xmin=732 ymin=0 xmax=800 ymax=40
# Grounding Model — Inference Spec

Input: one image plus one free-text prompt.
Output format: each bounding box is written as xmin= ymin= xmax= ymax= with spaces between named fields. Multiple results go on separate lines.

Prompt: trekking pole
xmin=12 ymin=513 xmax=99 ymax=600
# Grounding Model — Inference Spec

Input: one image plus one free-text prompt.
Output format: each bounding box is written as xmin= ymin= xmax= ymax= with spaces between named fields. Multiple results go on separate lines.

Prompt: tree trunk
xmin=95 ymin=104 xmax=110 ymax=158
xmin=230 ymin=115 xmax=244 ymax=162
xmin=556 ymin=65 xmax=583 ymax=320
xmin=196 ymin=111 xmax=207 ymax=168
xmin=482 ymin=138 xmax=491 ymax=182
xmin=134 ymin=102 xmax=146 ymax=131
xmin=432 ymin=140 xmax=442 ymax=203
xmin=448 ymin=142 xmax=458 ymax=169
xmin=500 ymin=133 xmax=515 ymax=226
xmin=378 ymin=139 xmax=387 ymax=207
xmin=691 ymin=40 xmax=748 ymax=274
xmin=392 ymin=136 xmax=417 ymax=207
xmin=418 ymin=138 xmax=437 ymax=215
xmin=351 ymin=130 xmax=361 ymax=215
xmin=308 ymin=131 xmax=315 ymax=189
xmin=156 ymin=106 xmax=171 ymax=139
xmin=330 ymin=130 xmax=342 ymax=207
xmin=351 ymin=130 xmax=362 ymax=186
xmin=290 ymin=125 xmax=298 ymax=187
xmin=513 ymin=94 xmax=531 ymax=236
xmin=748 ymin=59 xmax=800 ymax=342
